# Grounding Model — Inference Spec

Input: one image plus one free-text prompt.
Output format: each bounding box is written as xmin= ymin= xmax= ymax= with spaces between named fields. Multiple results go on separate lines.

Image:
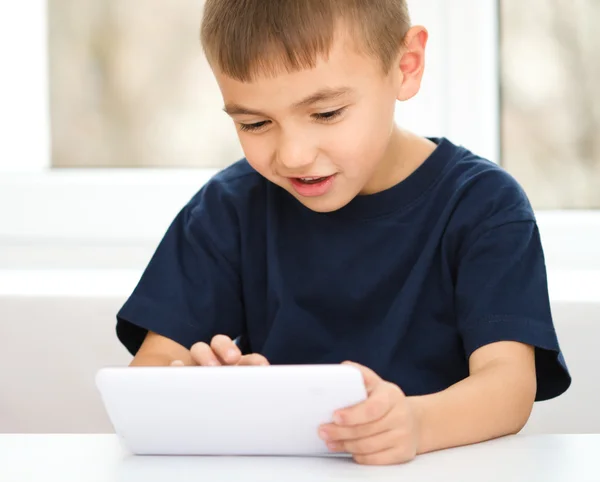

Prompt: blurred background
xmin=46 ymin=0 xmax=599 ymax=209
xmin=0 ymin=0 xmax=598 ymax=437
xmin=500 ymin=0 xmax=600 ymax=209
xmin=48 ymin=0 xmax=242 ymax=169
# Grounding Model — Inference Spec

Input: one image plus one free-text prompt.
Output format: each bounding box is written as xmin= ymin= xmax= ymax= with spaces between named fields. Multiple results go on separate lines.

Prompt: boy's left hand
xmin=318 ymin=361 xmax=420 ymax=466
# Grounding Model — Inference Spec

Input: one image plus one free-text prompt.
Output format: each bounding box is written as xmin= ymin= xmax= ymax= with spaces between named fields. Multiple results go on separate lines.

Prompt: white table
xmin=1 ymin=434 xmax=599 ymax=482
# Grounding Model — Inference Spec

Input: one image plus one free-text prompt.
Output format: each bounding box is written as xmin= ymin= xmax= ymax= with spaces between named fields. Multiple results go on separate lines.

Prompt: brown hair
xmin=200 ymin=0 xmax=411 ymax=82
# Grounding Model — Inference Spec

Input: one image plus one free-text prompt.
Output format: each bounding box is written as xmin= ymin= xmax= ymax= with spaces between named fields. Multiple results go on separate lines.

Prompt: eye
xmin=313 ymin=107 xmax=346 ymax=122
xmin=239 ymin=120 xmax=270 ymax=132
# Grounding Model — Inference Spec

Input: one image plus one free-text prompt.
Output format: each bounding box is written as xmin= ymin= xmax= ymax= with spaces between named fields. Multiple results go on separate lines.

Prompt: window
xmin=500 ymin=0 xmax=600 ymax=209
xmin=1 ymin=0 xmax=599 ymax=272
xmin=48 ymin=0 xmax=242 ymax=168
xmin=47 ymin=0 xmax=444 ymax=169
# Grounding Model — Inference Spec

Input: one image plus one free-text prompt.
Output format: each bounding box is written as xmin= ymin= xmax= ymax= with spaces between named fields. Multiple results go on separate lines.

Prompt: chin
xmin=274 ymin=178 xmax=357 ymax=213
xmin=294 ymin=193 xmax=353 ymax=213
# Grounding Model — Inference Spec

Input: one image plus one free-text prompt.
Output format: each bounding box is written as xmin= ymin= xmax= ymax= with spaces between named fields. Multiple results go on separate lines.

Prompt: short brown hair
xmin=200 ymin=0 xmax=411 ymax=82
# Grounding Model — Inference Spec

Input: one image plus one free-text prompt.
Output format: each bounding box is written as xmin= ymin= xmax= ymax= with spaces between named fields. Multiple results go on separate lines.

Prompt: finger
xmin=170 ymin=360 xmax=185 ymax=367
xmin=237 ymin=353 xmax=270 ymax=366
xmin=190 ymin=342 xmax=221 ymax=366
xmin=320 ymin=411 xmax=393 ymax=442
xmin=210 ymin=335 xmax=241 ymax=365
xmin=342 ymin=361 xmax=381 ymax=394
xmin=334 ymin=382 xmax=400 ymax=426
xmin=327 ymin=429 xmax=399 ymax=456
xmin=352 ymin=445 xmax=417 ymax=466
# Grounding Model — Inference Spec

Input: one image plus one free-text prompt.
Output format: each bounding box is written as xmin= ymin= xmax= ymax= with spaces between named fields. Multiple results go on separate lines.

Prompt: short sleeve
xmin=455 ymin=220 xmax=571 ymax=401
xmin=116 ymin=184 xmax=245 ymax=356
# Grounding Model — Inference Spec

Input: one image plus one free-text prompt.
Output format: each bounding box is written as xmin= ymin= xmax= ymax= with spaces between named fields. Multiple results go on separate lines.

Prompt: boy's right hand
xmin=170 ymin=335 xmax=269 ymax=367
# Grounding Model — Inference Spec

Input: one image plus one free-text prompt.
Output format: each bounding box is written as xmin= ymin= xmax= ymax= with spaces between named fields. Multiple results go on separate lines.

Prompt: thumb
xmin=170 ymin=360 xmax=185 ymax=367
xmin=342 ymin=361 xmax=382 ymax=394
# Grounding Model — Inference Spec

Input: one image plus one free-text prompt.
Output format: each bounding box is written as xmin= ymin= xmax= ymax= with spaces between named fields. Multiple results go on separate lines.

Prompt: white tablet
xmin=96 ymin=364 xmax=367 ymax=456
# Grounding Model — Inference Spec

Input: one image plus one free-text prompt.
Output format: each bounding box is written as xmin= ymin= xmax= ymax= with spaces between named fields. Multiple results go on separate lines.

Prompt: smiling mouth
xmin=288 ymin=174 xmax=336 ymax=197
xmin=295 ymin=176 xmax=332 ymax=184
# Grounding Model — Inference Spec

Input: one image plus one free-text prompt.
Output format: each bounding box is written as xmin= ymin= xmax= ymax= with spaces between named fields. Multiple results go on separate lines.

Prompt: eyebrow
xmin=223 ymin=87 xmax=354 ymax=117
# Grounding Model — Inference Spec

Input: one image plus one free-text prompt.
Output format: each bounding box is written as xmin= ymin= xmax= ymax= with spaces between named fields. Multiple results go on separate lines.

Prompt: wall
xmin=0 ymin=272 xmax=598 ymax=435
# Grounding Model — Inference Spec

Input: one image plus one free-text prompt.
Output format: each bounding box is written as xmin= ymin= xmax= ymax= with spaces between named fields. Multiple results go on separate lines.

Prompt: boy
xmin=116 ymin=0 xmax=571 ymax=465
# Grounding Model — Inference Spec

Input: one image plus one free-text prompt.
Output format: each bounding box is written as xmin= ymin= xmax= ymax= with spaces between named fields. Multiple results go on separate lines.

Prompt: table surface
xmin=1 ymin=434 xmax=599 ymax=482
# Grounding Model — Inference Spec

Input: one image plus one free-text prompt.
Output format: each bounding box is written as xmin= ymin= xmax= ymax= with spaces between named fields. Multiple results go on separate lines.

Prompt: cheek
xmin=330 ymin=107 xmax=394 ymax=171
xmin=237 ymin=135 xmax=274 ymax=175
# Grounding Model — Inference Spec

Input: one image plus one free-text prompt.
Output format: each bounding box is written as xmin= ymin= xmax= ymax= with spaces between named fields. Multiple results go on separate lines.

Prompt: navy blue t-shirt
xmin=117 ymin=137 xmax=571 ymax=401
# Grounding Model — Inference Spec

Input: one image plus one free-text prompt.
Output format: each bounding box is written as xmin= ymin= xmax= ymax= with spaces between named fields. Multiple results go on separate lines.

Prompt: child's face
xmin=214 ymin=28 xmax=425 ymax=212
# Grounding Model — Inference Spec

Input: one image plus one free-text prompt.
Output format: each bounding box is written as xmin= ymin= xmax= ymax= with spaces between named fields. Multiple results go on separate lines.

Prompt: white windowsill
xmin=2 ymin=169 xmax=600 ymax=273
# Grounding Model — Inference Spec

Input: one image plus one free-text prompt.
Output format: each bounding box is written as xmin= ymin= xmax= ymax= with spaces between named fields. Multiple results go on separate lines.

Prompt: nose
xmin=276 ymin=134 xmax=317 ymax=172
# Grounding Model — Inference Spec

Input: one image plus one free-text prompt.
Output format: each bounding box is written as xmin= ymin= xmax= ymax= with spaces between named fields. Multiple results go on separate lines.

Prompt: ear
xmin=395 ymin=26 xmax=429 ymax=102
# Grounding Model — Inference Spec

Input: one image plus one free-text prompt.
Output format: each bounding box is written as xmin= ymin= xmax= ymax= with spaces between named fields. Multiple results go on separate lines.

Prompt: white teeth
xmin=300 ymin=176 xmax=324 ymax=181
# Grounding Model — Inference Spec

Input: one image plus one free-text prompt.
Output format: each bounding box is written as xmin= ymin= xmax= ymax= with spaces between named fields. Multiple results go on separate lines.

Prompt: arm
xmin=411 ymin=341 xmax=536 ymax=454
xmin=129 ymin=331 xmax=195 ymax=367
xmin=116 ymin=177 xmax=249 ymax=362
xmin=320 ymin=211 xmax=567 ymax=465
xmin=319 ymin=341 xmax=536 ymax=465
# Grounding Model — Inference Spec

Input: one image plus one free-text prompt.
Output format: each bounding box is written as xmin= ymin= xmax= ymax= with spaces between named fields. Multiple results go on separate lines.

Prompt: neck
xmin=361 ymin=127 xmax=436 ymax=195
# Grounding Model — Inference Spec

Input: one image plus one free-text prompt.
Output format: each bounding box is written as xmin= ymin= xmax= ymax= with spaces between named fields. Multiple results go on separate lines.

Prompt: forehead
xmin=213 ymin=33 xmax=385 ymax=111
